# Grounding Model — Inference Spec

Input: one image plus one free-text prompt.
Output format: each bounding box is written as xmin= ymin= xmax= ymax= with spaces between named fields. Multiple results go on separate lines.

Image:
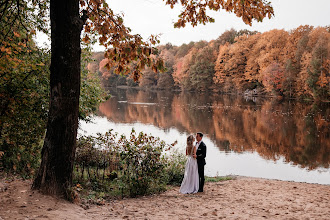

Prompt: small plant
xmin=205 ymin=176 xmax=234 ymax=182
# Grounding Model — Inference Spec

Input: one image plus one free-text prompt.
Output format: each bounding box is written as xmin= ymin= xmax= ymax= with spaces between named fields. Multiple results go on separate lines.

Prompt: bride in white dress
xmin=179 ymin=135 xmax=199 ymax=194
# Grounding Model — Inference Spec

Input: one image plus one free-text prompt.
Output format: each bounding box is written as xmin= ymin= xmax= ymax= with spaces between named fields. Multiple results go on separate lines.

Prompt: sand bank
xmin=1 ymin=177 xmax=329 ymax=219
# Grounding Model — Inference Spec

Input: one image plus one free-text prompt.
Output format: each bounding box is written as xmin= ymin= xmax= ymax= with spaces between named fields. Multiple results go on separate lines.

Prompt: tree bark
xmin=32 ymin=0 xmax=82 ymax=198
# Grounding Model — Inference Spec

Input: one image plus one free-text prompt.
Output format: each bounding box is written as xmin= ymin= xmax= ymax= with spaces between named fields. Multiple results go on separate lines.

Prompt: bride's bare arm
xmin=193 ymin=146 xmax=197 ymax=158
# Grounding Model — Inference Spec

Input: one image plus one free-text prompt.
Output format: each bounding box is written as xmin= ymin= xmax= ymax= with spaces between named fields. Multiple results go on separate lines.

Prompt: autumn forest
xmin=92 ymin=26 xmax=330 ymax=101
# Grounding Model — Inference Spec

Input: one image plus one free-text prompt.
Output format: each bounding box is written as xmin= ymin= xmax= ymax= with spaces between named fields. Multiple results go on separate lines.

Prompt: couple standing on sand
xmin=179 ymin=132 xmax=207 ymax=194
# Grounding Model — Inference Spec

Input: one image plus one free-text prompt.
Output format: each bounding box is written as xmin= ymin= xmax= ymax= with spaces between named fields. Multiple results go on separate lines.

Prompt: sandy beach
xmin=1 ymin=176 xmax=329 ymax=219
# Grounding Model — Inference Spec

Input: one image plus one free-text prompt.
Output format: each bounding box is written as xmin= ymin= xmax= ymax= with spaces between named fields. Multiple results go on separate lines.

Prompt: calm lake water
xmin=79 ymin=88 xmax=330 ymax=185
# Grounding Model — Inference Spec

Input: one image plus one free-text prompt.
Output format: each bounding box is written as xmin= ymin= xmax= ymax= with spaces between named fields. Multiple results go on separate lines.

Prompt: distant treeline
xmin=88 ymin=26 xmax=330 ymax=101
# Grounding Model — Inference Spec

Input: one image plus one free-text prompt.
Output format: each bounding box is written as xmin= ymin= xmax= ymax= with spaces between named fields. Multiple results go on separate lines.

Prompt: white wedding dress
xmin=179 ymin=145 xmax=199 ymax=194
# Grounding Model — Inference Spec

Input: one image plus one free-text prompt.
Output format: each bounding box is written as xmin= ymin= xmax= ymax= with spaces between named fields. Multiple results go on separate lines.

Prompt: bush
xmin=162 ymin=150 xmax=186 ymax=186
xmin=75 ymin=129 xmax=179 ymax=198
xmin=116 ymin=129 xmax=169 ymax=197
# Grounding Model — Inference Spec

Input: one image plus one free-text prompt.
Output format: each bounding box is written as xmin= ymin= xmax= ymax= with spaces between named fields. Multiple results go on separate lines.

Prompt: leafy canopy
xmin=1 ymin=0 xmax=274 ymax=81
xmin=164 ymin=0 xmax=274 ymax=27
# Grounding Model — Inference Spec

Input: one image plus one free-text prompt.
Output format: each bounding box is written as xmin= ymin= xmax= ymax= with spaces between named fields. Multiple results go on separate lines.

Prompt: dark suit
xmin=196 ymin=141 xmax=206 ymax=192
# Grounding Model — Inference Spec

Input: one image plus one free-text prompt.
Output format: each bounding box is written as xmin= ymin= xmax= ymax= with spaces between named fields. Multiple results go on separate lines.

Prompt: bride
xmin=179 ymin=134 xmax=199 ymax=194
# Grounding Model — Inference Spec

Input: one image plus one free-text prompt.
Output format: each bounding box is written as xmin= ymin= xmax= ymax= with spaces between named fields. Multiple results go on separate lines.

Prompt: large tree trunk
xmin=32 ymin=0 xmax=82 ymax=197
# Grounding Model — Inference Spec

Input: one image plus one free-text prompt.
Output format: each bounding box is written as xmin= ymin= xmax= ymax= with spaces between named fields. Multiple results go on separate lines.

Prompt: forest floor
xmin=0 ymin=175 xmax=329 ymax=220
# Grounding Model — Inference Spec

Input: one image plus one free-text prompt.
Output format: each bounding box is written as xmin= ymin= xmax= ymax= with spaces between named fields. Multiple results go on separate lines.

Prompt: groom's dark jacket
xmin=196 ymin=141 xmax=206 ymax=165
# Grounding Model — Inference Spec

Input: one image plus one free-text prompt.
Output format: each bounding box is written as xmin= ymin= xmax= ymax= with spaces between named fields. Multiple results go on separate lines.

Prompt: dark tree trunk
xmin=32 ymin=0 xmax=83 ymax=198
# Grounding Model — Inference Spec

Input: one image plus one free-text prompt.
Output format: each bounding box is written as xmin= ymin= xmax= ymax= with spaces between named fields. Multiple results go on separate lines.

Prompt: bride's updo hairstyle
xmin=187 ymin=135 xmax=194 ymax=146
xmin=186 ymin=135 xmax=194 ymax=155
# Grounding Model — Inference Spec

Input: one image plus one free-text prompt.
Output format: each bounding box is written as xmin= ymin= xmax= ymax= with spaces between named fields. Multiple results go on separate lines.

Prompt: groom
xmin=195 ymin=132 xmax=206 ymax=192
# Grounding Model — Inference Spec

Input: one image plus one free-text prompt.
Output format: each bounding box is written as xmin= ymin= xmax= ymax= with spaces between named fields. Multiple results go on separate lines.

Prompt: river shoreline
xmin=111 ymin=86 xmax=330 ymax=103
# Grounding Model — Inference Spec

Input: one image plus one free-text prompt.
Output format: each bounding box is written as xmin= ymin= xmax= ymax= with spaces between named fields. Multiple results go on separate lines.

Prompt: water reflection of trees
xmin=98 ymin=89 xmax=330 ymax=170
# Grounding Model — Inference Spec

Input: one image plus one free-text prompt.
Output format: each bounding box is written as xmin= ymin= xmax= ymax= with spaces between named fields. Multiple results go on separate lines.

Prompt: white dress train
xmin=179 ymin=146 xmax=199 ymax=194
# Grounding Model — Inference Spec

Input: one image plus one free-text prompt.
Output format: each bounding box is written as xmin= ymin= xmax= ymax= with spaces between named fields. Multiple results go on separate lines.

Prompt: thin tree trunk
xmin=87 ymin=166 xmax=90 ymax=180
xmin=32 ymin=0 xmax=83 ymax=198
xmin=81 ymin=163 xmax=85 ymax=180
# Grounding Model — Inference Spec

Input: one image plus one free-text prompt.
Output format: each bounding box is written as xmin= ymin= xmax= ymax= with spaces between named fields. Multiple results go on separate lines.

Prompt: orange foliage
xmin=80 ymin=0 xmax=165 ymax=81
xmin=252 ymin=30 xmax=288 ymax=81
xmin=99 ymin=58 xmax=109 ymax=73
xmin=165 ymin=0 xmax=274 ymax=27
xmin=285 ymin=25 xmax=313 ymax=66
xmin=262 ymin=63 xmax=285 ymax=93
xmin=172 ymin=48 xmax=197 ymax=87
xmin=214 ymin=43 xmax=231 ymax=84
xmin=211 ymin=26 xmax=329 ymax=99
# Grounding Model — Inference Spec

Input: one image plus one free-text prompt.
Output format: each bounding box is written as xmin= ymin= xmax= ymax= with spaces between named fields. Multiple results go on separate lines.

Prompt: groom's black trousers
xmin=196 ymin=141 xmax=206 ymax=192
xmin=197 ymin=161 xmax=205 ymax=192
